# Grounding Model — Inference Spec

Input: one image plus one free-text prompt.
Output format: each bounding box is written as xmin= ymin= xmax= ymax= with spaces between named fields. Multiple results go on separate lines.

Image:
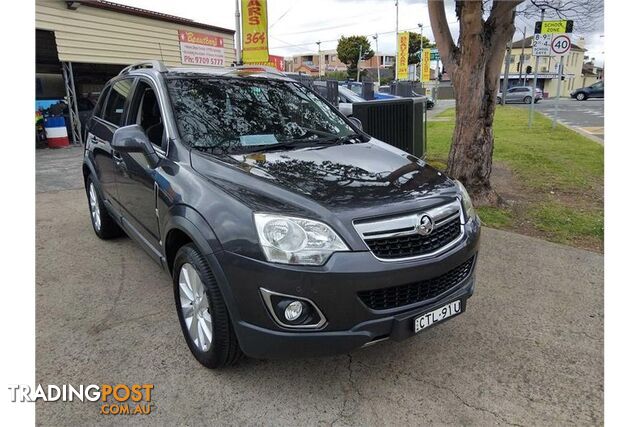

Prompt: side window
xmin=127 ymin=80 xmax=165 ymax=149
xmin=93 ymin=85 xmax=110 ymax=119
xmin=103 ymin=79 xmax=133 ymax=126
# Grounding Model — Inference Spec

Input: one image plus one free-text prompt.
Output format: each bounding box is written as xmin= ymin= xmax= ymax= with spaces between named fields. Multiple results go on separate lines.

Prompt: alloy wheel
xmin=89 ymin=182 xmax=101 ymax=230
xmin=178 ymin=263 xmax=213 ymax=352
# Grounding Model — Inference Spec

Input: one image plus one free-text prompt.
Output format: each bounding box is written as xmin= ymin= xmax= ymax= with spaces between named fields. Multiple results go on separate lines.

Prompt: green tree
xmin=408 ymin=32 xmax=431 ymax=65
xmin=336 ymin=35 xmax=374 ymax=79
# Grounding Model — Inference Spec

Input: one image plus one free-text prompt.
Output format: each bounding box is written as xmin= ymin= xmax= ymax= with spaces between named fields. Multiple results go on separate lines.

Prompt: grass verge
xmin=425 ymin=106 xmax=604 ymax=252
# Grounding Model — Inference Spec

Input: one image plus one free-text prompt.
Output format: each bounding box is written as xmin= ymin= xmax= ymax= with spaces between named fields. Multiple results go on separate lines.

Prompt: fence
xmin=352 ymin=97 xmax=426 ymax=158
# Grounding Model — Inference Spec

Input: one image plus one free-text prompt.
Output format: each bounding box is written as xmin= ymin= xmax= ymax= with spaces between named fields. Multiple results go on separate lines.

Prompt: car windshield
xmin=166 ymin=77 xmax=354 ymax=153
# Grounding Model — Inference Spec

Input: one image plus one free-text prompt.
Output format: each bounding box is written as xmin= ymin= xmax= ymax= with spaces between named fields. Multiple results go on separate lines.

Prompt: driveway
xmin=513 ymin=98 xmax=604 ymax=142
xmin=36 ymin=147 xmax=603 ymax=425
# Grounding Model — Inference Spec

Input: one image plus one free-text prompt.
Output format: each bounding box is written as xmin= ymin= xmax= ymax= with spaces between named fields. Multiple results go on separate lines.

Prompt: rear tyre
xmin=576 ymin=92 xmax=587 ymax=101
xmin=496 ymin=97 xmax=502 ymax=104
xmin=85 ymin=176 xmax=123 ymax=239
xmin=523 ymin=96 xmax=532 ymax=104
xmin=173 ymin=243 xmax=243 ymax=369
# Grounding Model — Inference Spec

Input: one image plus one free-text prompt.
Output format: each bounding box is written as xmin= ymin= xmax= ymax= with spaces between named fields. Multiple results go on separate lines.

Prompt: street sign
xmin=551 ymin=34 xmax=571 ymax=56
xmin=534 ymin=19 xmax=573 ymax=34
xmin=532 ymin=33 xmax=552 ymax=56
xmin=430 ymin=49 xmax=440 ymax=61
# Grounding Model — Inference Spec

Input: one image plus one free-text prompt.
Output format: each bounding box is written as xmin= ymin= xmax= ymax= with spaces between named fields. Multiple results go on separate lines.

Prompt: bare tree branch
xmin=519 ymin=0 xmax=604 ymax=32
xmin=427 ymin=0 xmax=459 ymax=73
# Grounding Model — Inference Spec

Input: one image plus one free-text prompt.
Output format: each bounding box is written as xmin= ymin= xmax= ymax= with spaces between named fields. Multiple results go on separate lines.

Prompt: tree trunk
xmin=427 ymin=0 xmax=520 ymax=206
xmin=447 ymin=49 xmax=501 ymax=206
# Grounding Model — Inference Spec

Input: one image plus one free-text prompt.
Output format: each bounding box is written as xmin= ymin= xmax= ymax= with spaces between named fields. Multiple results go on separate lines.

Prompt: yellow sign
xmin=540 ymin=20 xmax=569 ymax=34
xmin=421 ymin=48 xmax=430 ymax=81
xmin=241 ymin=0 xmax=269 ymax=63
xmin=397 ymin=32 xmax=409 ymax=80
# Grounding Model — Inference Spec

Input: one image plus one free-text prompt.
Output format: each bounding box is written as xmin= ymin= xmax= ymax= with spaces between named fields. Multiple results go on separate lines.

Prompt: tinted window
xmin=166 ymin=77 xmax=353 ymax=153
xmin=128 ymin=80 xmax=165 ymax=148
xmin=103 ymin=79 xmax=133 ymax=125
xmin=94 ymin=86 xmax=110 ymax=119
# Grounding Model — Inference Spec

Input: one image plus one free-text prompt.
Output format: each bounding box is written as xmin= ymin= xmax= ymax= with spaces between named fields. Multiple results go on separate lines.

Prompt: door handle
xmin=113 ymin=151 xmax=123 ymax=162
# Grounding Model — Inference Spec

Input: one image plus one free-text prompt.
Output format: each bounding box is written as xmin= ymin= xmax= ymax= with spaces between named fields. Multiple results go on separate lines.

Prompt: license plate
xmin=414 ymin=300 xmax=463 ymax=333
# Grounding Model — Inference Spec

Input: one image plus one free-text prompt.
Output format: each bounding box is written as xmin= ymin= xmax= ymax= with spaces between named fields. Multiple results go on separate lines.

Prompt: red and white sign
xmin=551 ymin=34 xmax=571 ymax=56
xmin=178 ymin=30 xmax=225 ymax=66
xmin=246 ymin=55 xmax=285 ymax=71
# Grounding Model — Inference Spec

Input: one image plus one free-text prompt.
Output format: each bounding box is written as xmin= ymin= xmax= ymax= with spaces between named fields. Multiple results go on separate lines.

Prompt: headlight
xmin=254 ymin=214 xmax=349 ymax=265
xmin=454 ymin=180 xmax=476 ymax=221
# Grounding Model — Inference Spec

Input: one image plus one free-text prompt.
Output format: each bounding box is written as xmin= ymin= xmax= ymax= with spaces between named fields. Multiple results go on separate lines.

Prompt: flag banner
xmin=421 ymin=48 xmax=431 ymax=81
xmin=241 ymin=0 xmax=269 ymax=63
xmin=397 ymin=32 xmax=410 ymax=80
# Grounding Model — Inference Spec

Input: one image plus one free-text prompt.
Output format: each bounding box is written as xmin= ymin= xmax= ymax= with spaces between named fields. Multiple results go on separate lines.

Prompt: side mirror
xmin=112 ymin=125 xmax=159 ymax=168
xmin=349 ymin=117 xmax=363 ymax=131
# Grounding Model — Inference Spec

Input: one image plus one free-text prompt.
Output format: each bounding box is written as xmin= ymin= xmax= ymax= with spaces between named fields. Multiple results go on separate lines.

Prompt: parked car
xmin=83 ymin=61 xmax=481 ymax=369
xmin=339 ymin=82 xmax=400 ymax=100
xmin=497 ymin=86 xmax=542 ymax=104
xmin=570 ymin=81 xmax=604 ymax=101
xmin=311 ymin=80 xmax=365 ymax=116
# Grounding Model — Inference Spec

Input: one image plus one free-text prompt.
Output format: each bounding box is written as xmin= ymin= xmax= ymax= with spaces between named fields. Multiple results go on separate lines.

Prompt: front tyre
xmin=85 ymin=176 xmax=123 ymax=239
xmin=523 ymin=96 xmax=532 ymax=104
xmin=173 ymin=244 xmax=242 ymax=368
xmin=576 ymin=92 xmax=587 ymax=101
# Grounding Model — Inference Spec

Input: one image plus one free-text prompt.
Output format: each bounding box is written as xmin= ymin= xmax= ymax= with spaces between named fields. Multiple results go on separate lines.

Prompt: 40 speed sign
xmin=551 ymin=34 xmax=571 ymax=56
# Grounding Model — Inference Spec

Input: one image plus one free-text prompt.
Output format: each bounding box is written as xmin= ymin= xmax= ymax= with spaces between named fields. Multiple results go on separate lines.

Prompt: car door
xmin=505 ymin=88 xmax=519 ymax=103
xmin=113 ymin=77 xmax=164 ymax=248
xmin=591 ymin=81 xmax=604 ymax=98
xmin=85 ymin=79 xmax=134 ymax=204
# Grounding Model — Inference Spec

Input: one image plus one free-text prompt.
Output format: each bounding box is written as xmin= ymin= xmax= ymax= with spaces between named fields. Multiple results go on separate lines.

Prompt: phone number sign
xmin=179 ymin=30 xmax=225 ymax=66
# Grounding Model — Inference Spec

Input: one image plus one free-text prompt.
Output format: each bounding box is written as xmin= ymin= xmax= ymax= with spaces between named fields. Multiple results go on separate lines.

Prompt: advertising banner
xmin=421 ymin=48 xmax=430 ymax=81
xmin=397 ymin=32 xmax=409 ymax=80
xmin=246 ymin=54 xmax=285 ymax=71
xmin=178 ymin=30 xmax=225 ymax=66
xmin=241 ymin=0 xmax=269 ymax=63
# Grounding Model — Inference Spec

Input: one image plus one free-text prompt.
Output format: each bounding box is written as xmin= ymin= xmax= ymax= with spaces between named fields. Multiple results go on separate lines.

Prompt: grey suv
xmin=82 ymin=61 xmax=481 ymax=368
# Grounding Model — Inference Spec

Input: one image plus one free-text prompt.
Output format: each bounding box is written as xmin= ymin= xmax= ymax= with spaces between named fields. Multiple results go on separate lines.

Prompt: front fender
xmin=161 ymin=205 xmax=242 ymax=324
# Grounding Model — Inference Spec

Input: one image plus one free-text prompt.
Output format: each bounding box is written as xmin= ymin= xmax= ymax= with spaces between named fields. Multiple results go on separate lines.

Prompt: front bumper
xmin=213 ymin=216 xmax=481 ymax=359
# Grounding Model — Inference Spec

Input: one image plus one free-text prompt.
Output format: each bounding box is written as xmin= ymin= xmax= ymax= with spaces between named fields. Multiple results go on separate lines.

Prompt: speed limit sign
xmin=551 ymin=34 xmax=571 ymax=56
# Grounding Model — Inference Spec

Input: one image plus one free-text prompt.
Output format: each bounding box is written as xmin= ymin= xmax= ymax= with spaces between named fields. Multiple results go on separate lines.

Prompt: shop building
xmin=36 ymin=0 xmax=235 ymax=144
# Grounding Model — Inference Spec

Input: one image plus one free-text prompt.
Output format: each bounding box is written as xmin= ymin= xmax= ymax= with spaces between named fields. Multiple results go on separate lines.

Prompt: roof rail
xmin=119 ymin=60 xmax=168 ymax=75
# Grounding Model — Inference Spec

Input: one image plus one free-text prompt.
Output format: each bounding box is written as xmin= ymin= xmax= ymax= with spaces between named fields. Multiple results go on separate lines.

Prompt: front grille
xmin=364 ymin=217 xmax=461 ymax=259
xmin=358 ymin=257 xmax=475 ymax=310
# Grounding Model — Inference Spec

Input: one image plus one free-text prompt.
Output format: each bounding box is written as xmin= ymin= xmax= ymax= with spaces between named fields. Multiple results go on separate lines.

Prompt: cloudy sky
xmin=116 ymin=0 xmax=604 ymax=65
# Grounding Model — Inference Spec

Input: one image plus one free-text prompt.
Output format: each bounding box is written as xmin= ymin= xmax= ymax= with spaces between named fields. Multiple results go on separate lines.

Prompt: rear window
xmin=103 ymin=79 xmax=133 ymax=125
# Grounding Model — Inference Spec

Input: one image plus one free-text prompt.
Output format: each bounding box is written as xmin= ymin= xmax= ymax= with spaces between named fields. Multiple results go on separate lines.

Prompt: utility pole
xmin=395 ymin=0 xmax=399 ymax=81
xmin=373 ymin=33 xmax=381 ymax=85
xmin=528 ymin=8 xmax=545 ymax=128
xmin=501 ymin=39 xmax=512 ymax=106
xmin=316 ymin=41 xmax=323 ymax=77
xmin=552 ymin=55 xmax=564 ymax=128
xmin=418 ymin=23 xmax=424 ymax=83
xmin=234 ymin=0 xmax=242 ymax=65
xmin=356 ymin=44 xmax=363 ymax=82
xmin=518 ymin=26 xmax=526 ymax=85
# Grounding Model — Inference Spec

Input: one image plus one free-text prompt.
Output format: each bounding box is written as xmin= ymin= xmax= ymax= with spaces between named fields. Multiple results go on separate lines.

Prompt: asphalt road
xmin=36 ymin=146 xmax=603 ymax=425
xmin=513 ymin=98 xmax=604 ymax=142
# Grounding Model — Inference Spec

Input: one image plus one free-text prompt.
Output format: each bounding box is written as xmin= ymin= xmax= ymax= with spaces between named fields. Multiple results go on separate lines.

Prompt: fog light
xmin=284 ymin=301 xmax=303 ymax=321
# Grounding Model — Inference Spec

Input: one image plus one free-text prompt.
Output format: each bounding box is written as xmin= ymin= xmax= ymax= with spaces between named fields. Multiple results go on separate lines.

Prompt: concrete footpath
xmin=36 ymin=147 xmax=603 ymax=425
